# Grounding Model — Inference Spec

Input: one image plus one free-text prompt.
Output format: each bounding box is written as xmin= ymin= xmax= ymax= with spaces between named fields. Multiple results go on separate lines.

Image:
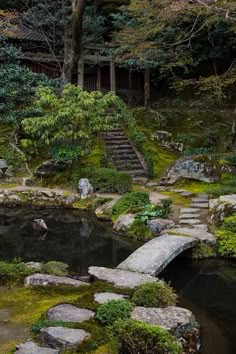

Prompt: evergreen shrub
xmin=41 ymin=261 xmax=69 ymax=276
xmin=96 ymin=300 xmax=134 ymax=326
xmin=112 ymin=192 xmax=150 ymax=216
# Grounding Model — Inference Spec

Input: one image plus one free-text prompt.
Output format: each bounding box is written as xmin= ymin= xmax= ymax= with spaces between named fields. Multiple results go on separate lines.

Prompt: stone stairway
xmin=103 ymin=127 xmax=147 ymax=178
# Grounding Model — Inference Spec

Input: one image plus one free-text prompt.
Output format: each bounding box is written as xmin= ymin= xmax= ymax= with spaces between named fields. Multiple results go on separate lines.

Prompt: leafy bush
xmin=128 ymin=219 xmax=154 ymax=241
xmin=132 ymin=282 xmax=177 ymax=308
xmin=112 ymin=192 xmax=150 ymax=216
xmin=225 ymin=155 xmax=236 ymax=165
xmin=41 ymin=261 xmax=69 ymax=276
xmin=113 ymin=319 xmax=181 ymax=354
xmin=215 ymin=214 xmax=236 ymax=258
xmin=72 ymin=168 xmax=132 ymax=194
xmin=0 ymin=260 xmax=33 ymax=284
xmin=135 ymin=199 xmax=172 ymax=223
xmin=96 ymin=300 xmax=134 ymax=326
xmin=31 ymin=320 xmax=67 ymax=334
xmin=176 ymin=133 xmax=196 ymax=145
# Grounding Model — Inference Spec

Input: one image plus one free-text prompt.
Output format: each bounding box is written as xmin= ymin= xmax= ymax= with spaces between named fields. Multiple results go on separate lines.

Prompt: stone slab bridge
xmin=117 ymin=235 xmax=198 ymax=276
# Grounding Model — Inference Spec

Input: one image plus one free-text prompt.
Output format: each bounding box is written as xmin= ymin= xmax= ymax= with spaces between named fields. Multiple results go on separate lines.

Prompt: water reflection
xmin=0 ymin=208 xmax=139 ymax=274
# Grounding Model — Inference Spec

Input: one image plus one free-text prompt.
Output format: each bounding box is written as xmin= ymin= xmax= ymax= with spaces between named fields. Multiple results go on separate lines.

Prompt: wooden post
xmin=96 ymin=65 xmax=101 ymax=91
xmin=110 ymin=60 xmax=116 ymax=94
xmin=144 ymin=69 xmax=150 ymax=107
xmin=78 ymin=53 xmax=84 ymax=89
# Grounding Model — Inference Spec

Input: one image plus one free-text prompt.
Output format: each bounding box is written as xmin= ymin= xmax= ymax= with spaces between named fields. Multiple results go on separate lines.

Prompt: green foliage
xmin=132 ymin=282 xmax=177 ymax=308
xmin=135 ymin=199 xmax=172 ymax=223
xmin=96 ymin=300 xmax=134 ymax=326
xmin=215 ymin=215 xmax=236 ymax=258
xmin=182 ymin=147 xmax=214 ymax=156
xmin=112 ymin=192 xmax=150 ymax=216
xmin=72 ymin=167 xmax=132 ymax=194
xmin=0 ymin=259 xmax=33 ymax=284
xmin=127 ymin=219 xmax=154 ymax=241
xmin=0 ymin=37 xmax=59 ymax=125
xmin=221 ymin=215 xmax=236 ymax=233
xmin=23 ymin=85 xmax=132 ymax=163
xmin=113 ymin=319 xmax=182 ymax=354
xmin=192 ymin=243 xmax=216 ymax=260
xmin=225 ymin=155 xmax=236 ymax=165
xmin=176 ymin=133 xmax=196 ymax=145
xmin=31 ymin=320 xmax=67 ymax=334
xmin=41 ymin=261 xmax=69 ymax=276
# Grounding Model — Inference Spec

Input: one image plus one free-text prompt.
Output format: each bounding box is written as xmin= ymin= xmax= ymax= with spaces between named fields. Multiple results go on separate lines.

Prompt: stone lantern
xmin=0 ymin=159 xmax=8 ymax=178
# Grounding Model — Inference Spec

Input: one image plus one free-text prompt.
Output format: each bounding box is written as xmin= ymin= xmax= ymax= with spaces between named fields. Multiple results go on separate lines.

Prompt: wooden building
xmin=0 ymin=11 xmax=148 ymax=105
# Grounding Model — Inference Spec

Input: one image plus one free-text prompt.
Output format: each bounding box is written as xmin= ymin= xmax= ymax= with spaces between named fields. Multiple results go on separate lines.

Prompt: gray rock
xmin=146 ymin=182 xmax=159 ymax=188
xmin=117 ymin=235 xmax=197 ymax=276
xmin=95 ymin=200 xmax=115 ymax=220
xmin=94 ymin=292 xmax=128 ymax=304
xmin=179 ymin=214 xmax=201 ymax=220
xmin=25 ymin=274 xmax=89 ymax=287
xmin=88 ymin=267 xmax=157 ymax=289
xmin=113 ymin=214 xmax=135 ymax=232
xmin=147 ymin=218 xmax=175 ymax=236
xmin=160 ymin=155 xmax=220 ymax=185
xmin=181 ymin=191 xmax=195 ymax=197
xmin=15 ymin=341 xmax=59 ymax=354
xmin=192 ymin=197 xmax=208 ymax=203
xmin=180 ymin=219 xmax=201 ymax=226
xmin=35 ymin=160 xmax=67 ymax=177
xmin=47 ymin=304 xmax=95 ymax=322
xmin=131 ymin=306 xmax=198 ymax=337
xmin=33 ymin=219 xmax=48 ymax=232
xmin=180 ymin=208 xmax=200 ymax=214
xmin=190 ymin=202 xmax=209 ymax=209
xmin=194 ymin=224 xmax=208 ymax=230
xmin=78 ymin=178 xmax=93 ymax=199
xmin=40 ymin=327 xmax=90 ymax=350
xmin=167 ymin=227 xmax=215 ymax=245
xmin=209 ymin=194 xmax=236 ymax=224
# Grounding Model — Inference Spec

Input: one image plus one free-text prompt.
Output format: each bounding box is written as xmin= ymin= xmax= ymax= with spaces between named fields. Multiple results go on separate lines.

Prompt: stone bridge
xmin=117 ymin=235 xmax=198 ymax=276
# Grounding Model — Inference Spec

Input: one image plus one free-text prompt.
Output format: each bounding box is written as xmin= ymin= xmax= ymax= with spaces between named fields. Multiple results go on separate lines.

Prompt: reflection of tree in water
xmin=0 ymin=208 xmax=138 ymax=274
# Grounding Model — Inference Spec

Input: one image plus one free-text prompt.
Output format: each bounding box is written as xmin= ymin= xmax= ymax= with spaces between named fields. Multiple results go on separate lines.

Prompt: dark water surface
xmin=0 ymin=208 xmax=139 ymax=274
xmin=162 ymin=258 xmax=236 ymax=354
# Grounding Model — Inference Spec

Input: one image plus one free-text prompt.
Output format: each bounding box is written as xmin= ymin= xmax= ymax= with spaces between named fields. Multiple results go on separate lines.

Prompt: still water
xmin=0 ymin=208 xmax=139 ymax=274
xmin=162 ymin=258 xmax=236 ymax=354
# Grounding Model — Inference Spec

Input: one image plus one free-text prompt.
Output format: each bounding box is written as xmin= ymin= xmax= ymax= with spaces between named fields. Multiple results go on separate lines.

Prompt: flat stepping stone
xmin=179 ymin=214 xmax=201 ymax=219
xmin=180 ymin=219 xmax=201 ymax=226
xmin=117 ymin=235 xmax=197 ymax=276
xmin=132 ymin=306 xmax=198 ymax=337
xmin=47 ymin=304 xmax=95 ymax=322
xmin=190 ymin=203 xmax=209 ymax=209
xmin=15 ymin=341 xmax=59 ymax=354
xmin=181 ymin=192 xmax=195 ymax=197
xmin=192 ymin=197 xmax=208 ymax=202
xmin=167 ymin=228 xmax=215 ymax=244
xmin=88 ymin=267 xmax=157 ymax=289
xmin=25 ymin=273 xmax=89 ymax=287
xmin=40 ymin=327 xmax=90 ymax=350
xmin=180 ymin=208 xmax=200 ymax=214
xmin=194 ymin=224 xmax=208 ymax=230
xmin=94 ymin=292 xmax=128 ymax=304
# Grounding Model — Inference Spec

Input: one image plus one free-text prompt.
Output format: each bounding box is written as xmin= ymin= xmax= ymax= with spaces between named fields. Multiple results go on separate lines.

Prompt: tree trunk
xmin=63 ymin=0 xmax=87 ymax=84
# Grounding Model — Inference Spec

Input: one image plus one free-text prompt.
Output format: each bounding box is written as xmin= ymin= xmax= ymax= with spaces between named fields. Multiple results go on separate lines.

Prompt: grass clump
xmin=215 ymin=215 xmax=236 ymax=258
xmin=132 ymin=282 xmax=177 ymax=308
xmin=41 ymin=261 xmax=69 ymax=276
xmin=127 ymin=219 xmax=154 ymax=241
xmin=96 ymin=300 xmax=134 ymax=326
xmin=112 ymin=192 xmax=150 ymax=217
xmin=192 ymin=243 xmax=216 ymax=259
xmin=113 ymin=319 xmax=182 ymax=354
xmin=0 ymin=260 xmax=33 ymax=285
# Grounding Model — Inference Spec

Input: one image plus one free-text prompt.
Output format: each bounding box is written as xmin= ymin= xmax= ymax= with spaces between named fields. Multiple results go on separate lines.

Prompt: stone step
xmin=190 ymin=203 xmax=209 ymax=209
xmin=94 ymin=292 xmax=128 ymax=304
xmin=119 ymin=169 xmax=146 ymax=177
xmin=106 ymin=144 xmax=132 ymax=149
xmin=180 ymin=219 xmax=202 ymax=226
xmin=166 ymin=228 xmax=215 ymax=244
xmin=40 ymin=327 xmax=90 ymax=351
xmin=179 ymin=214 xmax=201 ymax=219
xmin=180 ymin=208 xmax=201 ymax=214
xmin=115 ymin=163 xmax=143 ymax=170
xmin=112 ymin=155 xmax=138 ymax=161
xmin=15 ymin=341 xmax=59 ymax=354
xmin=104 ymin=139 xmax=130 ymax=144
xmin=88 ymin=266 xmax=157 ymax=288
xmin=108 ymin=149 xmax=134 ymax=155
xmin=47 ymin=304 xmax=95 ymax=322
xmin=192 ymin=197 xmax=209 ymax=203
xmin=24 ymin=273 xmax=89 ymax=287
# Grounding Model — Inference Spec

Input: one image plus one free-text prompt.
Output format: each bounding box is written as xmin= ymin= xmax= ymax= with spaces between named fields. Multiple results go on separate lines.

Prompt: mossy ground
xmin=0 ymin=282 xmax=133 ymax=353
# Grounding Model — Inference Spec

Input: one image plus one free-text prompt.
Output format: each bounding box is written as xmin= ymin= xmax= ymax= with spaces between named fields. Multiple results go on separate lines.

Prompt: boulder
xmin=0 ymin=158 xmax=8 ymax=178
xmin=35 ymin=160 xmax=67 ymax=177
xmin=160 ymin=155 xmax=220 ymax=185
xmin=167 ymin=227 xmax=216 ymax=245
xmin=95 ymin=200 xmax=115 ymax=220
xmin=15 ymin=341 xmax=59 ymax=354
xmin=209 ymin=194 xmax=236 ymax=224
xmin=147 ymin=218 xmax=175 ymax=236
xmin=78 ymin=178 xmax=93 ymax=199
xmin=131 ymin=306 xmax=198 ymax=338
xmin=40 ymin=327 xmax=90 ymax=350
xmin=24 ymin=273 xmax=89 ymax=287
xmin=88 ymin=266 xmax=157 ymax=289
xmin=94 ymin=292 xmax=128 ymax=304
xmin=151 ymin=131 xmax=183 ymax=151
xmin=33 ymin=219 xmax=48 ymax=232
xmin=113 ymin=214 xmax=135 ymax=232
xmin=47 ymin=304 xmax=95 ymax=322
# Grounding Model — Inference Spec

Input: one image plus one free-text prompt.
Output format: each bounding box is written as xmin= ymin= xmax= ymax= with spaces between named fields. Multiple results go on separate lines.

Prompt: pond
xmin=162 ymin=258 xmax=236 ymax=354
xmin=0 ymin=207 xmax=140 ymax=274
